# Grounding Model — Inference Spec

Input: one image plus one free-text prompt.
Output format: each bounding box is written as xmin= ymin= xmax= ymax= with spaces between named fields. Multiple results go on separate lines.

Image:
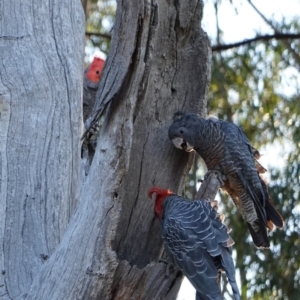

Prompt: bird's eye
xmin=96 ymin=71 xmax=100 ymax=74
xmin=179 ymin=129 xmax=184 ymax=134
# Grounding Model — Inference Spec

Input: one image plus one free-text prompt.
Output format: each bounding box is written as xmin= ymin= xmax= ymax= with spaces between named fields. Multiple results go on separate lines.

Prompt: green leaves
xmin=207 ymin=22 xmax=300 ymax=300
xmin=85 ymin=0 xmax=116 ymax=55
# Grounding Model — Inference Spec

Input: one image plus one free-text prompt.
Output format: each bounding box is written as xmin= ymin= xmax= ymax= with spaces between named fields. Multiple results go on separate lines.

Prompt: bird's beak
xmin=171 ymin=137 xmax=194 ymax=152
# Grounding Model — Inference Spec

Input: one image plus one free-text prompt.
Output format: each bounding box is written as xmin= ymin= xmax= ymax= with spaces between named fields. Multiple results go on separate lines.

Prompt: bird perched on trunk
xmin=168 ymin=112 xmax=284 ymax=249
xmin=83 ymin=56 xmax=105 ymax=124
xmin=148 ymin=186 xmax=241 ymax=300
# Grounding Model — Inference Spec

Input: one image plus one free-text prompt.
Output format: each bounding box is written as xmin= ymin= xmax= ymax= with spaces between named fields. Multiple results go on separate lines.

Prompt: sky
xmin=202 ymin=0 xmax=300 ymax=42
xmin=177 ymin=1 xmax=299 ymax=299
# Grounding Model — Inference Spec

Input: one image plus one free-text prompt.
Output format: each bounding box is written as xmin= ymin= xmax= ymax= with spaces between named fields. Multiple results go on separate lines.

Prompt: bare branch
xmin=85 ymin=31 xmax=300 ymax=55
xmin=214 ymin=1 xmax=221 ymax=45
xmin=196 ymin=171 xmax=223 ymax=201
xmin=247 ymin=0 xmax=300 ymax=67
xmin=85 ymin=31 xmax=112 ymax=39
xmin=212 ymin=33 xmax=300 ymax=52
xmin=247 ymin=0 xmax=279 ymax=30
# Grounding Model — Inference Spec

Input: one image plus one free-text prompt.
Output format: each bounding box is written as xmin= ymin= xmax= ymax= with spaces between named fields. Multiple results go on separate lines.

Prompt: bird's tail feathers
xmin=224 ymin=277 xmax=241 ymax=300
xmin=230 ymin=282 xmax=242 ymax=300
xmin=259 ymin=177 xmax=284 ymax=229
xmin=265 ymin=198 xmax=284 ymax=229
xmin=255 ymin=159 xmax=267 ymax=174
xmin=247 ymin=221 xmax=270 ymax=249
xmin=219 ymin=248 xmax=241 ymax=300
xmin=195 ymin=291 xmax=222 ymax=300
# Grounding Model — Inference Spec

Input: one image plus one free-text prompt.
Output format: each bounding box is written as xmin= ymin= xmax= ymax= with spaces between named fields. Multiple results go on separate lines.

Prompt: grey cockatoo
xmin=148 ymin=186 xmax=241 ymax=300
xmin=83 ymin=56 xmax=105 ymax=124
xmin=168 ymin=112 xmax=284 ymax=249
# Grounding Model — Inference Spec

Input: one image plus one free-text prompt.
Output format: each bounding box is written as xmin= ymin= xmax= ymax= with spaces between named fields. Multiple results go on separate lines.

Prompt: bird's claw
xmin=217 ymin=213 xmax=225 ymax=223
xmin=210 ymin=200 xmax=219 ymax=211
xmin=204 ymin=170 xmax=226 ymax=187
xmin=82 ymin=122 xmax=100 ymax=154
xmin=159 ymin=257 xmax=177 ymax=276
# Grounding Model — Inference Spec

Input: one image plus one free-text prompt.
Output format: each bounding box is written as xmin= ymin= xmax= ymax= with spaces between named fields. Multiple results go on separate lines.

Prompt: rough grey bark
xmin=196 ymin=171 xmax=223 ymax=200
xmin=0 ymin=0 xmax=85 ymax=299
xmin=2 ymin=0 xmax=210 ymax=299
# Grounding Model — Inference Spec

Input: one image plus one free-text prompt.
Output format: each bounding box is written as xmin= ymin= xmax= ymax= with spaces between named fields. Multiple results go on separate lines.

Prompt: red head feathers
xmin=85 ymin=56 xmax=105 ymax=83
xmin=147 ymin=186 xmax=174 ymax=219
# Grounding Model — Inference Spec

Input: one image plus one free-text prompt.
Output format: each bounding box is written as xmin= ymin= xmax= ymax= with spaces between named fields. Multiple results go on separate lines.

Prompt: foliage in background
xmin=83 ymin=1 xmax=300 ymax=299
xmin=84 ymin=0 xmax=115 ymax=60
xmin=198 ymin=1 xmax=300 ymax=299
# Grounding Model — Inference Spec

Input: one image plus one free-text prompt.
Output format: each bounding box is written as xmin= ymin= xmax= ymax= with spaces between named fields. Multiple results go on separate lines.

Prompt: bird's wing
xmin=220 ymin=122 xmax=267 ymax=218
xmin=162 ymin=199 xmax=238 ymax=298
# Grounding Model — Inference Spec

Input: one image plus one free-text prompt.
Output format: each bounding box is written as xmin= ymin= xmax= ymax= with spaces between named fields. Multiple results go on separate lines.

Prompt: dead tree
xmin=0 ymin=0 xmax=211 ymax=299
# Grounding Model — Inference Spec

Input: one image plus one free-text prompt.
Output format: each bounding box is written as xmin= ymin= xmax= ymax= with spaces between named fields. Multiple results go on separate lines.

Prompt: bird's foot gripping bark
xmin=159 ymin=256 xmax=178 ymax=276
xmin=196 ymin=170 xmax=227 ymax=222
xmin=204 ymin=170 xmax=226 ymax=187
xmin=205 ymin=200 xmax=225 ymax=222
xmin=81 ymin=121 xmax=101 ymax=177
xmin=217 ymin=212 xmax=225 ymax=223
xmin=209 ymin=199 xmax=219 ymax=210
xmin=82 ymin=121 xmax=100 ymax=156
xmin=196 ymin=170 xmax=226 ymax=202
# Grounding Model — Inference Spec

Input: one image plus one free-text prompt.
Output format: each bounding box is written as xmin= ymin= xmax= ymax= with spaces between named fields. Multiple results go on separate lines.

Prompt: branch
xmin=86 ymin=30 xmax=300 ymax=55
xmin=85 ymin=31 xmax=112 ymax=40
xmin=247 ymin=0 xmax=300 ymax=67
xmin=247 ymin=0 xmax=280 ymax=30
xmin=195 ymin=170 xmax=227 ymax=221
xmin=212 ymin=33 xmax=300 ymax=52
xmin=196 ymin=171 xmax=223 ymax=201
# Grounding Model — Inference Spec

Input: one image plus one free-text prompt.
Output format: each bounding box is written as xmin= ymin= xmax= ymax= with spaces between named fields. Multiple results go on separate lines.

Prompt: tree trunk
xmin=1 ymin=0 xmax=211 ymax=299
xmin=0 ymin=0 xmax=85 ymax=299
xmin=81 ymin=0 xmax=88 ymax=17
